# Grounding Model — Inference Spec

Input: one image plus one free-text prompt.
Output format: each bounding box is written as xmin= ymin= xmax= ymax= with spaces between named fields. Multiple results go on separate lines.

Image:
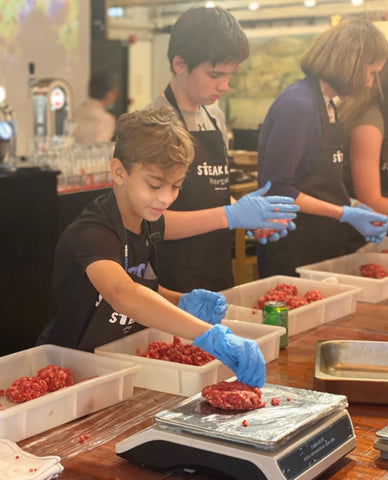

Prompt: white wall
xmin=152 ymin=33 xmax=171 ymax=98
xmin=0 ymin=1 xmax=90 ymax=156
xmin=128 ymin=39 xmax=153 ymax=111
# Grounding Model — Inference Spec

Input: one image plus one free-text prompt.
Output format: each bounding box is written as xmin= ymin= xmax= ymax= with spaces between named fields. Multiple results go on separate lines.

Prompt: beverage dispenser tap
xmin=0 ymin=85 xmax=17 ymax=169
xmin=29 ymin=62 xmax=73 ymax=136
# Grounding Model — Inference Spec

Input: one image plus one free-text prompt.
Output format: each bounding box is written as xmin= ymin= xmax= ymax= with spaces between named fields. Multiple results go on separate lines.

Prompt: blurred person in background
xmin=257 ymin=17 xmax=388 ymax=278
xmin=73 ymin=70 xmax=119 ymax=144
xmin=340 ymin=62 xmax=388 ymax=216
xmin=147 ymin=6 xmax=298 ymax=292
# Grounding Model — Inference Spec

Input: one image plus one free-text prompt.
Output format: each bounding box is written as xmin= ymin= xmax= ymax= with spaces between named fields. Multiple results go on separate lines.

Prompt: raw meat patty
xmin=202 ymin=380 xmax=266 ymax=411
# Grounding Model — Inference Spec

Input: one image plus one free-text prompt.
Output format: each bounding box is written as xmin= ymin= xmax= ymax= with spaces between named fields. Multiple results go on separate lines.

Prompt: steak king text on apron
xmin=158 ymin=84 xmax=234 ymax=292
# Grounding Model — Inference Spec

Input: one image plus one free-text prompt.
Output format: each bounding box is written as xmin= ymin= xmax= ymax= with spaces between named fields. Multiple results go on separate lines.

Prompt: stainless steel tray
xmin=314 ymin=340 xmax=388 ymax=404
xmin=154 ymin=383 xmax=347 ymax=451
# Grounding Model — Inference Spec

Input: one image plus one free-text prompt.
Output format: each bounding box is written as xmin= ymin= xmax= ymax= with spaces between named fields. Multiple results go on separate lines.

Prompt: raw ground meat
xmin=285 ymin=296 xmax=309 ymax=310
xmin=139 ymin=336 xmax=215 ymax=366
xmin=254 ymin=219 xmax=289 ymax=240
xmin=359 ymin=263 xmax=388 ymax=279
xmin=257 ymin=290 xmax=288 ymax=308
xmin=274 ymin=283 xmax=298 ymax=296
xmin=202 ymin=380 xmax=266 ymax=411
xmin=37 ymin=364 xmax=74 ymax=392
xmin=6 ymin=376 xmax=48 ymax=403
xmin=304 ymin=290 xmax=325 ymax=302
xmin=255 ymin=282 xmax=325 ymax=311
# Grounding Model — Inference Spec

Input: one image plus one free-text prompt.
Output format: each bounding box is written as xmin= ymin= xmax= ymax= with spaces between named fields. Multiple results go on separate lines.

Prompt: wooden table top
xmin=19 ymin=300 xmax=388 ymax=480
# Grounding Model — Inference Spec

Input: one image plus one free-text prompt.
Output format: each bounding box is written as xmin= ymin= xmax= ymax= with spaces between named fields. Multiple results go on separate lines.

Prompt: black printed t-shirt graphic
xmin=36 ymin=192 xmax=164 ymax=351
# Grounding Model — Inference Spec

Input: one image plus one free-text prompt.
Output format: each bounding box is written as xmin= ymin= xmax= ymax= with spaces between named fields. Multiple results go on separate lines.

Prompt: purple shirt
xmin=258 ymin=77 xmax=322 ymax=199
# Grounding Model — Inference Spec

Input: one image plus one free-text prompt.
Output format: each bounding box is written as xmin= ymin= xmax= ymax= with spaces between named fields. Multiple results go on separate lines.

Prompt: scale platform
xmin=116 ymin=383 xmax=355 ymax=480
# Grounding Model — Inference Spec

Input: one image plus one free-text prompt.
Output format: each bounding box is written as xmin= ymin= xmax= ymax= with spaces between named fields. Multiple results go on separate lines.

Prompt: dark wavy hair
xmin=168 ymin=6 xmax=249 ymax=72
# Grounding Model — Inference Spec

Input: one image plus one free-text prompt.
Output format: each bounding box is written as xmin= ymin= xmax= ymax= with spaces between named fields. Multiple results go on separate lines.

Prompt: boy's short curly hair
xmin=300 ymin=17 xmax=388 ymax=97
xmin=168 ymin=6 xmax=249 ymax=72
xmin=113 ymin=106 xmax=194 ymax=172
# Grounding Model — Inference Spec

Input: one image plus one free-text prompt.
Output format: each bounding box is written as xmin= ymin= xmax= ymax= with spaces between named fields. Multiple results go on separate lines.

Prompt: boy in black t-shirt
xmin=37 ymin=107 xmax=266 ymax=388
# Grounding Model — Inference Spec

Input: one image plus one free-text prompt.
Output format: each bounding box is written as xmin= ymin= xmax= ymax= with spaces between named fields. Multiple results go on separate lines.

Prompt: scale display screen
xmin=278 ymin=414 xmax=353 ymax=480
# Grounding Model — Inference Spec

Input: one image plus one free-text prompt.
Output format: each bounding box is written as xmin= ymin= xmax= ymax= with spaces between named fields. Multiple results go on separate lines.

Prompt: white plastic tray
xmin=296 ymin=252 xmax=388 ymax=303
xmin=0 ymin=344 xmax=140 ymax=442
xmin=221 ymin=275 xmax=362 ymax=335
xmin=95 ymin=320 xmax=285 ymax=397
xmin=356 ymin=236 xmax=388 ymax=254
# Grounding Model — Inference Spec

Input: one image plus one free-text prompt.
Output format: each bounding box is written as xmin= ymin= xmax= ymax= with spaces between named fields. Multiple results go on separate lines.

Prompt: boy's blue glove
xmin=193 ymin=324 xmax=266 ymax=387
xmin=340 ymin=206 xmax=388 ymax=243
xmin=223 ymin=180 xmax=299 ymax=230
xmin=178 ymin=289 xmax=227 ymax=325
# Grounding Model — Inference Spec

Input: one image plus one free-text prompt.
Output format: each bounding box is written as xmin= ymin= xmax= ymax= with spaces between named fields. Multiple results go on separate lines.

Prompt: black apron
xmin=259 ymin=77 xmax=364 ymax=278
xmin=158 ymin=84 xmax=234 ymax=292
xmin=380 ymin=141 xmax=388 ymax=197
xmin=77 ymin=221 xmax=160 ymax=351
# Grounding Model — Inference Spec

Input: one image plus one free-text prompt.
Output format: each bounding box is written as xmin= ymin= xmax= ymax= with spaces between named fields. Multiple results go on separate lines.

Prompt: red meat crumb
xmin=242 ymin=419 xmax=249 ymax=427
xmin=0 ymin=389 xmax=4 ymax=396
xmin=270 ymin=397 xmax=280 ymax=406
xmin=139 ymin=336 xmax=214 ymax=366
xmin=79 ymin=434 xmax=89 ymax=443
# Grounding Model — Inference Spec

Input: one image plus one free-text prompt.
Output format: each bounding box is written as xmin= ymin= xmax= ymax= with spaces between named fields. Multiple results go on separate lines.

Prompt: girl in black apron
xmin=260 ymin=77 xmax=364 ymax=277
xmin=158 ymin=85 xmax=234 ymax=292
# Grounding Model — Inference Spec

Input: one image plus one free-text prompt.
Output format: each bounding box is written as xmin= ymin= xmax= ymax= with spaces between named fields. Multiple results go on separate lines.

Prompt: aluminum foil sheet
xmin=155 ymin=383 xmax=348 ymax=451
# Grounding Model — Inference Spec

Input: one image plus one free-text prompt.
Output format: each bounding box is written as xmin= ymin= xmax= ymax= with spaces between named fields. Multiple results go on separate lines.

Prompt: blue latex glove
xmin=193 ymin=324 xmax=266 ymax=387
xmin=340 ymin=206 xmax=388 ymax=243
xmin=178 ymin=289 xmax=227 ymax=325
xmin=224 ymin=180 xmax=299 ymax=230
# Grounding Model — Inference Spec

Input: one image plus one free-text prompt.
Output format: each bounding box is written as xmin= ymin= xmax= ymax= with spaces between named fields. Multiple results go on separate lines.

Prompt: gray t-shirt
xmin=146 ymin=94 xmax=229 ymax=147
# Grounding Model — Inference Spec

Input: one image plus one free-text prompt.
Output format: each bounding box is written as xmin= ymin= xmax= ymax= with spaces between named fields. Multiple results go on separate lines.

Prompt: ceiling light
xmin=304 ymin=0 xmax=317 ymax=7
xmin=205 ymin=1 xmax=215 ymax=7
xmin=351 ymin=0 xmax=364 ymax=5
xmin=249 ymin=2 xmax=260 ymax=11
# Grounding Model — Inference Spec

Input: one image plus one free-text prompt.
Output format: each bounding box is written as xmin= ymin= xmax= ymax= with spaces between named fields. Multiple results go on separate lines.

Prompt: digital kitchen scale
xmin=116 ymin=384 xmax=356 ymax=480
xmin=374 ymin=425 xmax=388 ymax=460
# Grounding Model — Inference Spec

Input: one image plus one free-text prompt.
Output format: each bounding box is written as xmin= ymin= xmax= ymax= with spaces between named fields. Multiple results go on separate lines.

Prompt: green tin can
xmin=262 ymin=301 xmax=288 ymax=348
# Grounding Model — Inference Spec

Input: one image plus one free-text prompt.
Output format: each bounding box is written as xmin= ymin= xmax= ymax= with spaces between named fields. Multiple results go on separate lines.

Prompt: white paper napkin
xmin=0 ymin=439 xmax=64 ymax=480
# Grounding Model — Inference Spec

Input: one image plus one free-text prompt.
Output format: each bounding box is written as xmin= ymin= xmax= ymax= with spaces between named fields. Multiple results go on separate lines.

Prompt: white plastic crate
xmin=221 ymin=275 xmax=362 ymax=335
xmin=296 ymin=252 xmax=388 ymax=303
xmin=356 ymin=236 xmax=388 ymax=254
xmin=0 ymin=344 xmax=140 ymax=442
xmin=95 ymin=320 xmax=285 ymax=397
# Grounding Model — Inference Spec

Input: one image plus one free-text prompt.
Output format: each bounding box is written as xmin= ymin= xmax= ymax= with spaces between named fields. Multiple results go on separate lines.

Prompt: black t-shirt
xmin=36 ymin=192 xmax=164 ymax=349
